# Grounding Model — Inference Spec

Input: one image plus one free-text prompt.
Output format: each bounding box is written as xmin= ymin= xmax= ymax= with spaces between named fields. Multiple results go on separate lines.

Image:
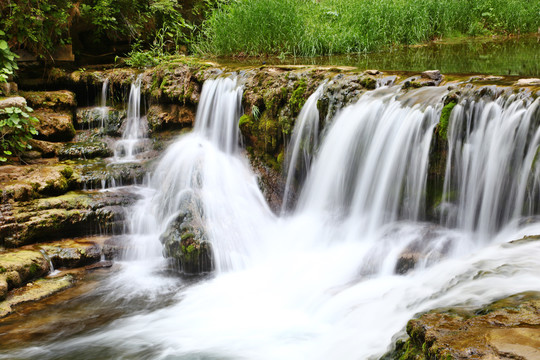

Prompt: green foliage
xmin=0 ymin=106 xmax=39 ymax=162
xmin=0 ymin=30 xmax=18 ymax=90
xmin=0 ymin=0 xmax=72 ymax=57
xmin=0 ymin=0 xmax=205 ymax=60
xmin=197 ymin=0 xmax=540 ymax=56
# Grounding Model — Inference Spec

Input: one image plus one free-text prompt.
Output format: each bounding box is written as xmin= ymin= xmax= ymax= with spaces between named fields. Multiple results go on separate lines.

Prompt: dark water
xmin=221 ymin=35 xmax=540 ymax=76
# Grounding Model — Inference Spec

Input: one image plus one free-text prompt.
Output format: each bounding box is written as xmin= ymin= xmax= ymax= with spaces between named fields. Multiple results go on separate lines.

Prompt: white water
xmin=114 ymin=75 xmax=149 ymax=162
xmin=3 ymin=80 xmax=540 ymax=360
xmin=282 ymin=83 xmax=324 ymax=212
xmin=442 ymin=93 xmax=540 ymax=237
xmin=99 ymin=78 xmax=109 ymax=128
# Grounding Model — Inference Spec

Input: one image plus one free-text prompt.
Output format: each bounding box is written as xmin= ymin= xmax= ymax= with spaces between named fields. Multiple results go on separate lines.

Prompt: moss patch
xmin=438 ymin=101 xmax=457 ymax=140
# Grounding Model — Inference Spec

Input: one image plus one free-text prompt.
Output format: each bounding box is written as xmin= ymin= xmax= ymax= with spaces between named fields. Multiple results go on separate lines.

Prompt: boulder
xmin=160 ymin=190 xmax=213 ymax=274
xmin=421 ymin=70 xmax=442 ymax=81
xmin=33 ymin=109 xmax=76 ymax=142
xmin=27 ymin=139 xmax=63 ymax=158
xmin=59 ymin=140 xmax=113 ymax=160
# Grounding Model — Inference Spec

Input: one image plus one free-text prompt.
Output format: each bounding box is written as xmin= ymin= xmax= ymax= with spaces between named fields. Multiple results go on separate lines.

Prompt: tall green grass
xmin=196 ymin=0 xmax=540 ymax=56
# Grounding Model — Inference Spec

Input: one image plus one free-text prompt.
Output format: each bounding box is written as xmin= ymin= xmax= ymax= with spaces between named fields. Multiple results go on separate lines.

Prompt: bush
xmin=0 ymin=106 xmax=39 ymax=162
xmin=0 ymin=30 xmax=18 ymax=91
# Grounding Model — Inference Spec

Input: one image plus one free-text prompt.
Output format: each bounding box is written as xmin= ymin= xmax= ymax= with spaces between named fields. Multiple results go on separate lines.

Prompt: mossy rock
xmin=33 ymin=109 xmax=76 ymax=142
xmin=159 ymin=190 xmax=213 ymax=274
xmin=0 ymin=250 xmax=50 ymax=300
xmin=75 ymin=107 xmax=126 ymax=136
xmin=387 ymin=292 xmax=540 ymax=360
xmin=20 ymin=90 xmax=76 ymax=111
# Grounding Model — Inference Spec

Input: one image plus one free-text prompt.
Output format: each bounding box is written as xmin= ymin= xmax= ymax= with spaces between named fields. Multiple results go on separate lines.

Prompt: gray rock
xmin=0 ymin=96 xmax=27 ymax=110
xmin=160 ymin=190 xmax=213 ymax=274
xmin=421 ymin=70 xmax=442 ymax=81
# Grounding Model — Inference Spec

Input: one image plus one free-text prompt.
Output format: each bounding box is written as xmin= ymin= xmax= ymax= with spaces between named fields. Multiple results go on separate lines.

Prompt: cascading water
xmin=124 ymin=75 xmax=274 ymax=272
xmin=281 ymin=83 xmax=324 ymax=212
xmin=441 ymin=92 xmax=540 ymax=237
xmin=114 ymin=75 xmax=149 ymax=162
xmin=99 ymin=78 xmax=109 ymax=128
xmin=2 ymin=80 xmax=540 ymax=360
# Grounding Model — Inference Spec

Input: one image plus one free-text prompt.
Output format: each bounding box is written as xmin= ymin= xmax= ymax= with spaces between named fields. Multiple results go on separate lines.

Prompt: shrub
xmin=0 ymin=106 xmax=39 ymax=162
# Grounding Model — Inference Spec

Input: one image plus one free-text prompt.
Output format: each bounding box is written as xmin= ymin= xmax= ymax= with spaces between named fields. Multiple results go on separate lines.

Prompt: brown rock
xmin=34 ymin=109 xmax=76 ymax=142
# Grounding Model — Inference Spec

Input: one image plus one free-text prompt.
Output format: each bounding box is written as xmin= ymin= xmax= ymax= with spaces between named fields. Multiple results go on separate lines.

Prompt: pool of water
xmin=220 ymin=34 xmax=540 ymax=76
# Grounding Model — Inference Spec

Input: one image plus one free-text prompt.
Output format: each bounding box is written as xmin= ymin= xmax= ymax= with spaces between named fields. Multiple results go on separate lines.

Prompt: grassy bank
xmin=197 ymin=0 xmax=540 ymax=56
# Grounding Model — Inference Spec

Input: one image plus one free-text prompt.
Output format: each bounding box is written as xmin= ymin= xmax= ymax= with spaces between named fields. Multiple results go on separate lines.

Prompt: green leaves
xmin=0 ymin=106 xmax=39 ymax=162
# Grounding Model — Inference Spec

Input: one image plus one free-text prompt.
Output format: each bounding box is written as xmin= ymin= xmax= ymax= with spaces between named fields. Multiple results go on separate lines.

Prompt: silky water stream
xmin=1 ymin=76 xmax=540 ymax=360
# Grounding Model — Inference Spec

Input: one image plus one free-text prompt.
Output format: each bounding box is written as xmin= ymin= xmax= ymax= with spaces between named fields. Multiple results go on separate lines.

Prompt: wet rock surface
xmin=0 ymin=275 xmax=74 ymax=318
xmin=160 ymin=190 xmax=213 ymax=274
xmin=0 ymin=189 xmax=140 ymax=247
xmin=388 ymin=292 xmax=540 ymax=360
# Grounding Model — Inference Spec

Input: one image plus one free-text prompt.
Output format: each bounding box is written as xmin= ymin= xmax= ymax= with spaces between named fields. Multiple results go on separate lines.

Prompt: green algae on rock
xmin=387 ymin=292 xmax=540 ymax=360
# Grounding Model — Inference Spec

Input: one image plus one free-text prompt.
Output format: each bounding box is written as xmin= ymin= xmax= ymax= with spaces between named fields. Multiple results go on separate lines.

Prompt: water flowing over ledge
xmin=1 ymin=68 xmax=540 ymax=360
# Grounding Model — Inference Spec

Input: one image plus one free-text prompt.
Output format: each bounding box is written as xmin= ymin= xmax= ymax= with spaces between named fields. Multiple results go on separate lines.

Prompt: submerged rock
xmin=388 ymin=292 xmax=540 ymax=360
xmin=159 ymin=190 xmax=213 ymax=274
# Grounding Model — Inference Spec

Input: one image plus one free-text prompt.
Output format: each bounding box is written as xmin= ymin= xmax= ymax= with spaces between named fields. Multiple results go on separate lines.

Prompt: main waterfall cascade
xmin=2 ymin=76 xmax=540 ymax=360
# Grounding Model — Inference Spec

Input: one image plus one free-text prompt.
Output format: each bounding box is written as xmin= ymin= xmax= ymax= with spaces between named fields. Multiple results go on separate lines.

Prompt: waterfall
xmin=114 ymin=75 xmax=149 ymax=162
xmin=281 ymin=83 xmax=325 ymax=212
xmin=125 ymin=76 xmax=274 ymax=271
xmin=441 ymin=93 xmax=540 ymax=237
xmin=298 ymin=87 xmax=440 ymax=234
xmin=99 ymin=78 xmax=109 ymax=128
xmin=4 ymin=81 xmax=540 ymax=360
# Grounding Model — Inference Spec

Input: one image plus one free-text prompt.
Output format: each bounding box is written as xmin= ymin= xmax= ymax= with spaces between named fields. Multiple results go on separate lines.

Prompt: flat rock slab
xmin=391 ymin=292 xmax=540 ymax=360
xmin=0 ymin=96 xmax=26 ymax=110
xmin=0 ymin=275 xmax=73 ymax=318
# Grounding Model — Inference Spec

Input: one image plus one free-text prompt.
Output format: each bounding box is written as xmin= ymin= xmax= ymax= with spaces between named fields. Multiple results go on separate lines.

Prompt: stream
xmin=1 ymin=69 xmax=540 ymax=359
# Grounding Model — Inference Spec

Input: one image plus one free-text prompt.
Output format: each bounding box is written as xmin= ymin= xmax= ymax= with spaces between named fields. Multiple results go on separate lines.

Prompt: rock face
xmin=146 ymin=104 xmax=195 ymax=133
xmin=159 ymin=190 xmax=213 ymax=274
xmin=75 ymin=107 xmax=126 ymax=136
xmin=388 ymin=292 xmax=540 ymax=360
xmin=19 ymin=90 xmax=77 ymax=142
xmin=0 ymin=189 xmax=139 ymax=247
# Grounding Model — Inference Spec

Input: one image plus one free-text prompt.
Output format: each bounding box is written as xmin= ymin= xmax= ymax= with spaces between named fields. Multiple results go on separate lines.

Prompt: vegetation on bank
xmin=197 ymin=0 xmax=540 ymax=56
xmin=0 ymin=0 xmax=223 ymax=61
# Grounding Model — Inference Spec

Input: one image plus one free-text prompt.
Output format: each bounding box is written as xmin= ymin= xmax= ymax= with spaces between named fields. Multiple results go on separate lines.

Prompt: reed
xmin=196 ymin=0 xmax=540 ymax=56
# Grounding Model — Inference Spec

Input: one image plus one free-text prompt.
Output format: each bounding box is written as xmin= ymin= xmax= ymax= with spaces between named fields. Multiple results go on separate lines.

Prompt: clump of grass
xmin=196 ymin=0 xmax=540 ymax=57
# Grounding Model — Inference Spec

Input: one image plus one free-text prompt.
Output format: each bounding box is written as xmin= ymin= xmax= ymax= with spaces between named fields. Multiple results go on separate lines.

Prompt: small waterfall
xmin=441 ymin=93 xmax=540 ymax=237
xmin=281 ymin=83 xmax=325 ymax=212
xmin=99 ymin=78 xmax=109 ymax=128
xmin=298 ymin=87 xmax=440 ymax=234
xmin=125 ymin=76 xmax=273 ymax=271
xmin=114 ymin=75 xmax=149 ymax=162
